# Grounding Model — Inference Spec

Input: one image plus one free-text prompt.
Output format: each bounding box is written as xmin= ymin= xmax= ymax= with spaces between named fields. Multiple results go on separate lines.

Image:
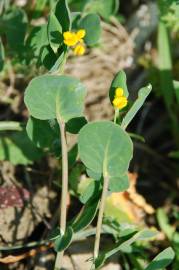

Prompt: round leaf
xmin=78 ymin=121 xmax=133 ymax=178
xmin=24 ymin=75 xmax=86 ymax=122
xmin=78 ymin=13 xmax=101 ymax=46
xmin=109 ymin=174 xmax=129 ymax=192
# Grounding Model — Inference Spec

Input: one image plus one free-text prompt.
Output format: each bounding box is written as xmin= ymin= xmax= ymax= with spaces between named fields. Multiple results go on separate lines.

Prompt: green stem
xmin=93 ymin=175 xmax=110 ymax=261
xmin=54 ymin=117 xmax=68 ymax=270
xmin=114 ymin=108 xmax=119 ymax=124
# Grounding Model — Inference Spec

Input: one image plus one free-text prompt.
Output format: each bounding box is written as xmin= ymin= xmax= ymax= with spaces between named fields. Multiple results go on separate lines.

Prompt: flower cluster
xmin=112 ymin=87 xmax=128 ymax=110
xmin=63 ymin=29 xmax=86 ymax=56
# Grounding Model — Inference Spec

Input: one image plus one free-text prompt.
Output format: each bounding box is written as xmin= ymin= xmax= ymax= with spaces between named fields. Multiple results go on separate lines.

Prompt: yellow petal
xmin=63 ymin=31 xmax=73 ymax=39
xmin=73 ymin=44 xmax=85 ymax=56
xmin=115 ymin=87 xmax=124 ymax=97
xmin=76 ymin=29 xmax=86 ymax=40
xmin=63 ymin=32 xmax=78 ymax=46
xmin=112 ymin=97 xmax=128 ymax=109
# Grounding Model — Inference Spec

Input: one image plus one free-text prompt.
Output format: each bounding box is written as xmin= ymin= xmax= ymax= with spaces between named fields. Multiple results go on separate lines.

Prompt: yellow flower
xmin=112 ymin=87 xmax=128 ymax=110
xmin=115 ymin=87 xmax=124 ymax=97
xmin=63 ymin=29 xmax=86 ymax=56
xmin=76 ymin=29 xmax=86 ymax=41
xmin=73 ymin=43 xmax=85 ymax=56
xmin=63 ymin=31 xmax=78 ymax=46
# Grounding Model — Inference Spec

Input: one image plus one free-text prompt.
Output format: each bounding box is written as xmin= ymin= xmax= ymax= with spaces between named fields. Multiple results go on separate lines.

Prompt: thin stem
xmin=93 ymin=175 xmax=110 ymax=260
xmin=114 ymin=108 xmax=119 ymax=124
xmin=54 ymin=118 xmax=68 ymax=270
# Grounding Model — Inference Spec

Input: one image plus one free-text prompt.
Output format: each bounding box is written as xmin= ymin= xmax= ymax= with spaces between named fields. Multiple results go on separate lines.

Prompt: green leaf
xmin=39 ymin=45 xmax=57 ymax=70
xmin=78 ymin=13 xmax=101 ymax=46
xmin=24 ymin=75 xmax=86 ymax=122
xmin=144 ymin=247 xmax=175 ymax=270
xmin=79 ymin=180 xmax=100 ymax=204
xmin=2 ymin=7 xmax=27 ymax=51
xmin=109 ymin=70 xmax=129 ymax=104
xmin=78 ymin=121 xmax=133 ymax=178
xmin=109 ymin=173 xmax=129 ymax=192
xmin=48 ymin=227 xmax=61 ymax=240
xmin=49 ymin=51 xmax=65 ymax=73
xmin=0 ymin=130 xmax=43 ymax=165
xmin=55 ymin=0 xmax=71 ymax=31
xmin=121 ymin=84 xmax=152 ymax=130
xmin=156 ymin=208 xmax=175 ymax=240
xmin=84 ymin=0 xmax=119 ymax=21
xmin=27 ymin=24 xmax=48 ymax=57
xmin=47 ymin=12 xmax=63 ymax=53
xmin=95 ymin=229 xmax=158 ymax=269
xmin=0 ymin=38 xmax=5 ymax=71
xmin=158 ymin=20 xmax=174 ymax=109
xmin=173 ymin=80 xmax=179 ymax=104
xmin=86 ymin=168 xmax=101 ymax=180
xmin=68 ymin=144 xmax=78 ymax=167
xmin=66 ymin=117 xmax=87 ymax=134
xmin=26 ymin=117 xmax=60 ymax=150
xmin=169 ymin=150 xmax=179 ymax=159
xmin=72 ymin=197 xmax=99 ymax=232
xmin=54 ymin=226 xmax=73 ymax=252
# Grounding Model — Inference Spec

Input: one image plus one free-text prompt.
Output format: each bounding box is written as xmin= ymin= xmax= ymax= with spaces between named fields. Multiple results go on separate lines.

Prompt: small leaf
xmin=78 ymin=13 xmax=101 ymax=46
xmin=48 ymin=227 xmax=61 ymax=241
xmin=49 ymin=51 xmax=65 ymax=73
xmin=95 ymin=229 xmax=158 ymax=269
xmin=72 ymin=197 xmax=99 ymax=232
xmin=27 ymin=24 xmax=48 ymax=57
xmin=55 ymin=0 xmax=71 ymax=31
xmin=109 ymin=174 xmax=129 ymax=192
xmin=47 ymin=12 xmax=63 ymax=53
xmin=85 ymin=0 xmax=119 ymax=21
xmin=79 ymin=180 xmax=100 ymax=204
xmin=24 ymin=75 xmax=86 ymax=122
xmin=109 ymin=70 xmax=129 ymax=104
xmin=66 ymin=117 xmax=87 ymax=134
xmin=78 ymin=121 xmax=133 ymax=178
xmin=0 ymin=131 xmax=43 ymax=165
xmin=157 ymin=208 xmax=175 ymax=240
xmin=121 ymin=84 xmax=152 ymax=130
xmin=26 ymin=117 xmax=60 ymax=150
xmin=54 ymin=226 xmax=73 ymax=252
xmin=0 ymin=38 xmax=5 ymax=71
xmin=39 ymin=45 xmax=57 ymax=70
xmin=144 ymin=247 xmax=175 ymax=270
xmin=2 ymin=7 xmax=27 ymax=51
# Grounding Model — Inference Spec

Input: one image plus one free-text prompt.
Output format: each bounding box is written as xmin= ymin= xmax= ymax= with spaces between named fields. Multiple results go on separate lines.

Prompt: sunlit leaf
xmin=121 ymin=84 xmax=152 ymax=129
xmin=24 ymin=75 xmax=86 ymax=122
xmin=109 ymin=70 xmax=129 ymax=104
xmin=47 ymin=12 xmax=63 ymax=53
xmin=78 ymin=121 xmax=133 ymax=178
